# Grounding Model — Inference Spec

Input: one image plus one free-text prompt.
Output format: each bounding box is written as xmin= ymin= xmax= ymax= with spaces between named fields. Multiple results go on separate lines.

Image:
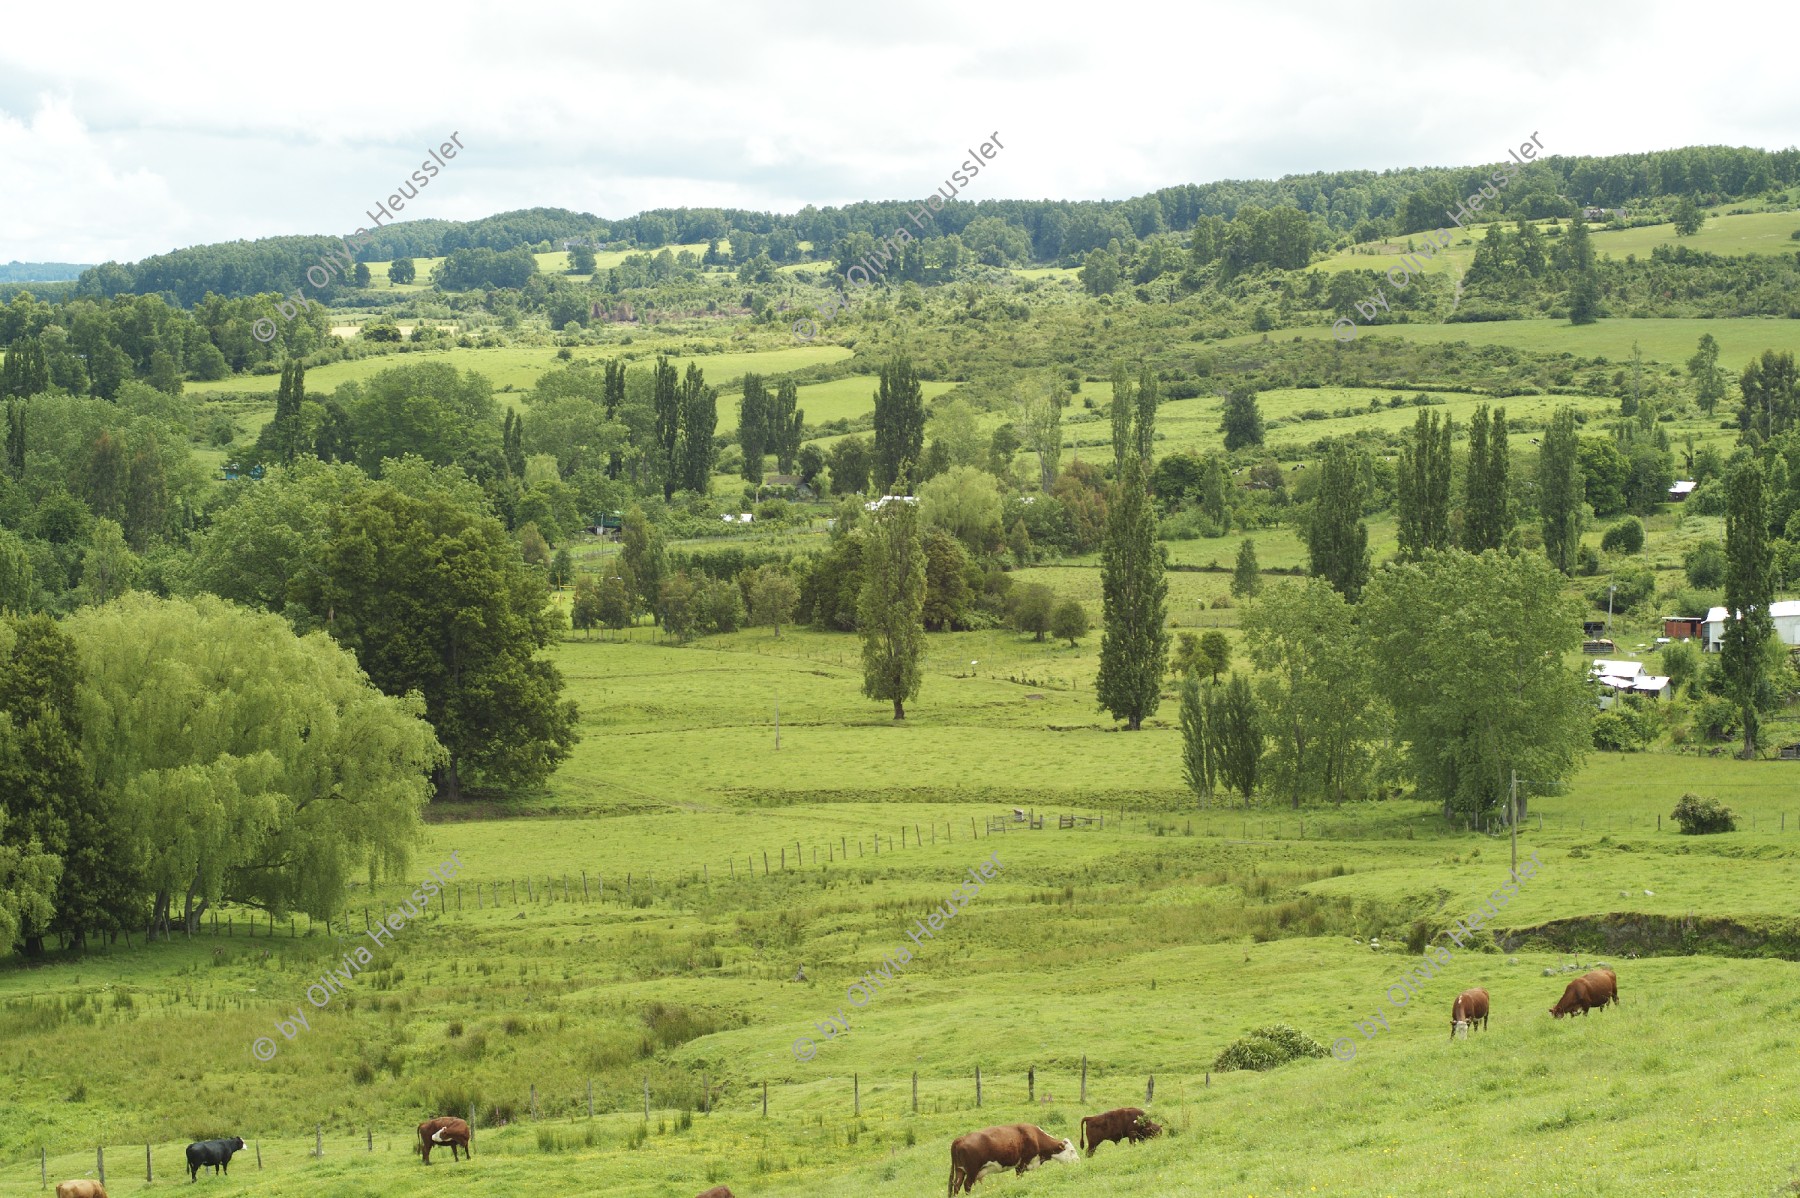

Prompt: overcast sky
xmin=3 ymin=0 xmax=1797 ymax=264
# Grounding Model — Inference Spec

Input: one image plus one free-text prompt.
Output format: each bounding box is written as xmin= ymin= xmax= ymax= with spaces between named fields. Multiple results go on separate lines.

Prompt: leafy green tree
xmin=258 ymin=360 xmax=308 ymax=465
xmin=0 ymin=335 xmax=50 ymax=401
xmin=738 ymin=373 xmax=769 ymax=485
xmin=1577 ymin=437 xmax=1632 ymax=516
xmin=78 ymin=518 xmax=137 ymax=606
xmin=0 ymin=530 xmax=33 ymax=613
xmin=621 ymin=505 xmax=664 ymax=621
xmin=748 ymin=565 xmax=799 ymax=638
xmin=829 ymin=435 xmax=873 ymax=497
xmin=1198 ymin=630 xmax=1230 ymax=683
xmin=987 ymin=422 xmax=1021 ymax=478
xmin=1232 ymin=539 xmax=1261 ymax=599
xmin=5 ymin=400 xmax=24 ymax=475
xmin=1179 ymin=673 xmax=1215 ymax=803
xmin=872 ymin=356 xmax=926 ymax=494
xmin=597 ymin=570 xmax=634 ymax=633
xmin=1210 ymin=673 xmax=1262 ymax=804
xmin=1600 ymin=517 xmax=1644 ymax=555
xmin=1672 ymin=195 xmax=1704 ymax=237
xmin=1687 ymin=334 xmax=1727 ymax=416
xmin=1684 ymin=540 xmax=1727 ymax=589
xmin=1052 ymin=599 xmax=1090 ymax=646
xmin=653 ymin=356 xmax=681 ymax=499
xmin=1362 ymin=550 xmax=1591 ymax=822
xmin=305 ymin=483 xmax=580 ymax=798
xmin=1396 ymin=409 xmax=1453 ymax=559
xmin=1221 ymin=386 xmax=1264 ymax=452
xmin=1721 ymin=461 xmax=1775 ymax=757
xmin=345 ymin=361 xmax=499 ymax=476
xmin=1661 ymin=639 xmax=1700 ymax=694
xmin=1461 ymin=405 xmax=1512 ymax=552
xmin=1242 ymin=579 xmax=1381 ymax=806
xmin=1305 ymin=442 xmax=1370 ymax=602
xmin=388 ymin=257 xmax=416 ymax=285
xmin=1737 ymin=349 xmax=1798 ymax=441
xmin=1623 ymin=438 xmax=1674 ymax=514
xmin=353 ymin=262 xmax=372 ymax=287
xmin=548 ymin=547 xmax=573 ymax=587
xmin=921 ymin=527 xmax=972 ymax=631
xmin=66 ymin=593 xmax=444 ymax=936
xmin=1134 ymin=367 xmax=1159 ymax=467
xmin=770 ymin=379 xmax=803 ymax=473
xmin=1096 ymin=449 xmax=1169 ymax=730
xmin=918 ymin=465 xmax=1003 ymax=554
xmin=858 ymin=493 xmax=926 ymax=719
xmin=678 ymin=364 xmax=718 ymax=493
xmin=1016 ymin=380 xmax=1064 ymax=491
xmin=1567 ymin=273 xmax=1602 ymax=325
xmin=1012 ymin=582 xmax=1056 ymax=641
xmin=569 ymin=245 xmax=598 ymax=274
xmin=570 ymin=574 xmax=602 ymax=637
xmin=1110 ymin=364 xmax=1135 ymax=469
xmin=1539 ymin=407 xmax=1585 ymax=573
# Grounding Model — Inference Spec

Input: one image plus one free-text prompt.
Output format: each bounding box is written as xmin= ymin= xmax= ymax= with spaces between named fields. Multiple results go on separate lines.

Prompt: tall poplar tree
xmin=603 ymin=358 xmax=627 ymax=478
xmin=1305 ymin=441 xmax=1370 ymax=602
xmin=1462 ymin=405 xmax=1512 ymax=551
xmin=1687 ymin=334 xmax=1726 ymax=416
xmin=771 ymin=378 xmax=804 ymax=473
xmin=1110 ymin=364 xmax=1136 ymax=469
xmin=0 ymin=335 xmax=50 ymax=401
xmin=872 ymin=356 xmax=925 ymax=494
xmin=1179 ymin=672 xmax=1215 ymax=803
xmin=1221 ymin=386 xmax=1264 ymax=452
xmin=1396 ymin=409 xmax=1453 ymax=559
xmin=858 ymin=492 xmax=926 ymax=720
xmin=265 ymin=360 xmax=307 ymax=464
xmin=1722 ymin=461 xmax=1775 ymax=758
xmin=738 ymin=372 xmax=768 ymax=484
xmin=1538 ymin=406 xmax=1585 ymax=573
xmin=678 ymin=365 xmax=717 ymax=494
xmin=653 ymin=356 xmax=681 ymax=499
xmin=1096 ymin=447 xmax=1169 ymax=730
xmin=1134 ymin=367 xmax=1159 ymax=466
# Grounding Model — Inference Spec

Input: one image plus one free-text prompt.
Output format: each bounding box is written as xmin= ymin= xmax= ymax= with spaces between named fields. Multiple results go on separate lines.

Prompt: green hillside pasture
xmin=1218 ymin=317 xmax=1800 ymax=371
xmin=1587 ymin=207 xmax=1800 ymax=260
xmin=187 ymin=344 xmax=853 ymax=402
xmin=366 ymin=257 xmax=441 ymax=289
xmin=716 ymin=376 xmax=960 ymax=437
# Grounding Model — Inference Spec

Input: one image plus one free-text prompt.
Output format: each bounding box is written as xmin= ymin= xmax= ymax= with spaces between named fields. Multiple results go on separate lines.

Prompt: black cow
xmin=185 ymin=1138 xmax=245 ymax=1181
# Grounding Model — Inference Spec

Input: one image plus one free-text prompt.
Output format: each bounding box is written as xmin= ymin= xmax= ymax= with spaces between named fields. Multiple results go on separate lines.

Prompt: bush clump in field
xmin=1212 ymin=1024 xmax=1329 ymax=1072
xmin=1671 ymin=792 xmax=1737 ymax=834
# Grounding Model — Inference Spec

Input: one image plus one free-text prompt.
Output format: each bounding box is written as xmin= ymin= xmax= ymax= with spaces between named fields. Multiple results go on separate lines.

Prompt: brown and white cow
xmin=1079 ymin=1107 xmax=1162 ymax=1155
xmin=694 ymin=1188 xmax=735 ymax=1198
xmin=1549 ymin=968 xmax=1618 ymax=1018
xmin=948 ymin=1123 xmax=1079 ymax=1195
xmin=55 ymin=1182 xmax=106 ymax=1198
xmin=1451 ymin=987 xmax=1489 ymax=1039
xmin=417 ymin=1116 xmax=471 ymax=1164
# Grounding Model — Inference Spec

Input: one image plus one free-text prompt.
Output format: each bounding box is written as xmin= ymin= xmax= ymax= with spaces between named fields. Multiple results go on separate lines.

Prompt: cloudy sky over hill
xmin=2 ymin=0 xmax=1796 ymax=263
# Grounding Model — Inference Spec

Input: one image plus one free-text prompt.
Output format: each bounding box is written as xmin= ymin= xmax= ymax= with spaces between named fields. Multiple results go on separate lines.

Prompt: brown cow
xmin=55 ymin=1183 xmax=106 ymax=1198
xmin=694 ymin=1188 xmax=735 ymax=1198
xmin=1550 ymin=968 xmax=1619 ymax=1018
xmin=418 ymin=1116 xmax=471 ymax=1164
xmin=948 ymin=1123 xmax=1079 ymax=1195
xmin=1451 ymin=987 xmax=1489 ymax=1039
xmin=1079 ymin=1107 xmax=1162 ymax=1155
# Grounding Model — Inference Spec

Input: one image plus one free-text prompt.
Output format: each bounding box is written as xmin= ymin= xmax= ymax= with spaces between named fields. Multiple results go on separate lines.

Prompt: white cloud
xmin=0 ymin=0 xmax=1797 ymax=262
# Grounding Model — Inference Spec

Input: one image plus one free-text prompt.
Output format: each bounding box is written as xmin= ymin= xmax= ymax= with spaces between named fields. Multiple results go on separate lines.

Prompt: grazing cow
xmin=184 ymin=1137 xmax=245 ymax=1181
xmin=418 ymin=1116 xmax=471 ymax=1164
xmin=1450 ymin=987 xmax=1489 ymax=1039
xmin=948 ymin=1123 xmax=1079 ymax=1195
xmin=1079 ymin=1107 xmax=1163 ymax=1156
xmin=55 ymin=1182 xmax=106 ymax=1198
xmin=1549 ymin=968 xmax=1619 ymax=1018
xmin=694 ymin=1189 xmax=735 ymax=1198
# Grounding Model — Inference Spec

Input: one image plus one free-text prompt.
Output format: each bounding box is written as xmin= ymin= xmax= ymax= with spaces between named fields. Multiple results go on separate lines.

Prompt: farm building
xmin=1668 ymin=480 xmax=1696 ymax=501
xmin=1701 ymin=600 xmax=1800 ymax=652
xmin=864 ymin=495 xmax=920 ymax=512
xmin=1589 ymin=659 xmax=1671 ymax=705
xmin=1663 ymin=615 xmax=1704 ymax=640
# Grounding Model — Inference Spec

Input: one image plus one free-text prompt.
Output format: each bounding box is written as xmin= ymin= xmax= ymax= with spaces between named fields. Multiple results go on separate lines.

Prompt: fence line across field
xmin=16 ymin=1060 xmax=1206 ymax=1191
xmin=32 ymin=803 xmax=1799 ymax=951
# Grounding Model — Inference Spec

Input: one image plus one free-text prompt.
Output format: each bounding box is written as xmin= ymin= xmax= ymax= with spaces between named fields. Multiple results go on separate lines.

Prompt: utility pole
xmin=1605 ymin=583 xmax=1616 ymax=640
xmin=1509 ymin=769 xmax=1518 ymax=877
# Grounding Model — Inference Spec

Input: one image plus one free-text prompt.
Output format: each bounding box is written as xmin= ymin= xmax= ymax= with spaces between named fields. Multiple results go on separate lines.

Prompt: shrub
xmin=1695 ymin=695 xmax=1741 ymax=741
xmin=1212 ymin=1023 xmax=1329 ymax=1072
xmin=1683 ymin=540 xmax=1726 ymax=589
xmin=1600 ymin=518 xmax=1644 ymax=555
xmin=1576 ymin=544 xmax=1601 ymax=576
xmin=1591 ymin=709 xmax=1653 ymax=752
xmin=1590 ymin=565 xmax=1654 ymax=613
xmin=1671 ymin=792 xmax=1736 ymax=834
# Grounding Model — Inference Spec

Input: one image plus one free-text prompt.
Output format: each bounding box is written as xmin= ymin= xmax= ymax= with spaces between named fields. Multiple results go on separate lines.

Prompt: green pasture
xmin=1217 ymin=316 xmax=1800 ymax=371
xmin=715 ymin=377 xmax=960 ymax=437
xmin=1587 ymin=207 xmax=1800 ymax=260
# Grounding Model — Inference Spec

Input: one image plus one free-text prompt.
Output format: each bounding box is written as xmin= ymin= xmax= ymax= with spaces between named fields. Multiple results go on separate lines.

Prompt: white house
xmin=864 ymin=495 xmax=920 ymax=512
xmin=1702 ymin=600 xmax=1800 ymax=652
xmin=1668 ymin=480 xmax=1696 ymax=501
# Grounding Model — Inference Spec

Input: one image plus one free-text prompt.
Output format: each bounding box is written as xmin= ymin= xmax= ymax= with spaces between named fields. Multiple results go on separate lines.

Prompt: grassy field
xmin=1217 ymin=316 xmax=1800 ymax=370
xmin=6 ymin=618 xmax=1800 ymax=1198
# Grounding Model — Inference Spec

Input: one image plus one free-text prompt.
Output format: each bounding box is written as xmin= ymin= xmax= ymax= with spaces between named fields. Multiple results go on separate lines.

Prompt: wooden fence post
xmin=97 ymin=1147 xmax=104 ymax=1186
xmin=367 ymin=1128 xmax=373 ymax=1151
xmin=315 ymin=1124 xmax=322 ymax=1158
xmin=1146 ymin=1073 xmax=1154 ymax=1104
xmin=781 ymin=847 xmax=786 ymax=869
xmin=763 ymin=851 xmax=769 ymax=875
xmin=1028 ymin=1065 xmax=1035 ymax=1103
xmin=147 ymin=1143 xmax=152 ymax=1181
xmin=975 ymin=1065 xmax=982 ymax=1108
xmin=41 ymin=1146 xmax=46 ymax=1189
xmin=256 ymin=1141 xmax=263 ymax=1169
